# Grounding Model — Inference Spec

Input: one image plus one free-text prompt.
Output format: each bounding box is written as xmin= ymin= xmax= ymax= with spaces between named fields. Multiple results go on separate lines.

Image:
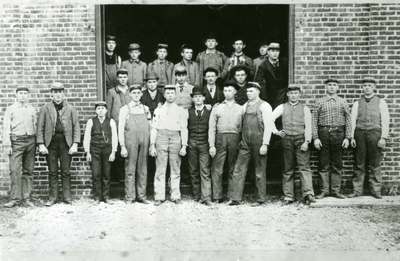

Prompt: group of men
xmin=2 ymin=34 xmax=390 ymax=208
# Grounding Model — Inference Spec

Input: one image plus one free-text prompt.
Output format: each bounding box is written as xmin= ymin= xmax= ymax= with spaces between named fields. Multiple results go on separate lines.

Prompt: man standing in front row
xmin=187 ymin=87 xmax=212 ymax=205
xmin=119 ymin=86 xmax=152 ymax=204
xmin=37 ymin=83 xmax=81 ymax=206
xmin=208 ymin=80 xmax=243 ymax=203
xmin=229 ymin=82 xmax=272 ymax=206
xmin=348 ymin=77 xmax=390 ymax=199
xmin=313 ymin=78 xmax=351 ymax=199
xmin=3 ymin=87 xmax=37 ymax=208
xmin=150 ymin=85 xmax=188 ymax=205
xmin=272 ymin=86 xmax=315 ymax=205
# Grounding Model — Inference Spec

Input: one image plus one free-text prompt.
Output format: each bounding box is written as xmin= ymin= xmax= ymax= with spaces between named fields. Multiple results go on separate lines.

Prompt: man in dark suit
xmin=202 ymin=67 xmax=223 ymax=107
xmin=255 ymin=42 xmax=288 ymax=109
xmin=141 ymin=71 xmax=165 ymax=117
xmin=37 ymin=82 xmax=81 ymax=206
xmin=231 ymin=65 xmax=252 ymax=105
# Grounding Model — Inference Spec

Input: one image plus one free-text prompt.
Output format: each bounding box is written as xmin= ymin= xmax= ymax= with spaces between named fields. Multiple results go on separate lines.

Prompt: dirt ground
xmin=0 ymin=197 xmax=399 ymax=260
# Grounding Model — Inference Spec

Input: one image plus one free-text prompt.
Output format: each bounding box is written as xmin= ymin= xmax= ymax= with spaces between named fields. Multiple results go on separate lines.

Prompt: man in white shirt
xmin=150 ymin=85 xmax=188 ymax=205
xmin=348 ymin=77 xmax=390 ymax=199
xmin=228 ymin=82 xmax=273 ymax=206
xmin=272 ymin=86 xmax=315 ymax=205
xmin=83 ymin=101 xmax=117 ymax=203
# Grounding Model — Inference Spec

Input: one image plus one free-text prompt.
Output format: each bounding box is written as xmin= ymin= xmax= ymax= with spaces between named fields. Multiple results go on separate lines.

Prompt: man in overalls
xmin=229 ymin=82 xmax=273 ymax=206
xmin=104 ymin=35 xmax=121 ymax=90
xmin=119 ymin=85 xmax=152 ymax=204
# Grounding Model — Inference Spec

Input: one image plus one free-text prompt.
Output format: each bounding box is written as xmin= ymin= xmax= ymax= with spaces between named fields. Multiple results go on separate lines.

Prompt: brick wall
xmin=0 ymin=3 xmax=399 ymax=198
xmin=0 ymin=4 xmax=97 ymax=197
xmin=294 ymin=3 xmax=400 ymax=193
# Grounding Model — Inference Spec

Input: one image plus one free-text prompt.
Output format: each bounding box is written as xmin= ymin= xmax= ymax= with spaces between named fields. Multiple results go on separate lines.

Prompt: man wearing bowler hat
xmin=272 ymin=85 xmax=315 ymax=205
xmin=122 ymin=43 xmax=147 ymax=86
xmin=348 ymin=77 xmax=390 ymax=199
xmin=37 ymin=82 xmax=81 ymax=206
xmin=313 ymin=78 xmax=351 ymax=199
xmin=255 ymin=42 xmax=288 ymax=108
xmin=147 ymin=43 xmax=174 ymax=86
xmin=208 ymin=80 xmax=244 ymax=203
xmin=104 ymin=35 xmax=121 ymax=90
xmin=3 ymin=87 xmax=37 ymax=208
xmin=187 ymin=87 xmax=212 ymax=205
xmin=228 ymin=82 xmax=273 ymax=206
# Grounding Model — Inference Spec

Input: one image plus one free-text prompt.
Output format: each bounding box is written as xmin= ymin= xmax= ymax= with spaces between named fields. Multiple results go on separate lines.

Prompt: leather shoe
xmin=227 ymin=200 xmax=240 ymax=206
xmin=332 ymin=193 xmax=346 ymax=199
xmin=371 ymin=193 xmax=382 ymax=199
xmin=137 ymin=198 xmax=151 ymax=204
xmin=45 ymin=200 xmax=57 ymax=207
xmin=304 ymin=195 xmax=316 ymax=205
xmin=347 ymin=192 xmax=361 ymax=198
xmin=316 ymin=192 xmax=328 ymax=199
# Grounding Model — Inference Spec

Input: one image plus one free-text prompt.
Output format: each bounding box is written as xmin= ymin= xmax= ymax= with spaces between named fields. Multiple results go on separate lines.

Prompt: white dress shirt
xmin=83 ymin=117 xmax=118 ymax=153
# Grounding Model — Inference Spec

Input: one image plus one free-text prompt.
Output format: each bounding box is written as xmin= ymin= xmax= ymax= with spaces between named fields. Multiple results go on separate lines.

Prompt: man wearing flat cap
xmin=147 ymin=43 xmax=174 ymax=86
xmin=118 ymin=85 xmax=152 ymax=204
xmin=3 ymin=87 xmax=37 ymax=208
xmin=255 ymin=41 xmax=288 ymax=107
xmin=37 ymin=82 xmax=81 ymax=206
xmin=172 ymin=44 xmax=200 ymax=87
xmin=229 ymin=82 xmax=273 ymax=206
xmin=222 ymin=39 xmax=253 ymax=80
xmin=196 ymin=33 xmax=227 ymax=84
xmin=208 ymin=80 xmax=244 ymax=203
xmin=141 ymin=71 xmax=165 ymax=117
xmin=104 ymin=35 xmax=122 ymax=90
xmin=187 ymin=87 xmax=212 ymax=205
xmin=83 ymin=101 xmax=117 ymax=203
xmin=122 ymin=43 xmax=147 ymax=86
xmin=174 ymin=65 xmax=195 ymax=109
xmin=272 ymin=85 xmax=315 ymax=205
xmin=312 ymin=78 xmax=351 ymax=199
xmin=348 ymin=77 xmax=390 ymax=199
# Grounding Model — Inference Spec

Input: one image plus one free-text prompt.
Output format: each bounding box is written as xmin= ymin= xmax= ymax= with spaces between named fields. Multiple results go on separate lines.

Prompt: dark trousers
xmin=90 ymin=145 xmax=112 ymax=200
xmin=46 ymin=133 xmax=72 ymax=201
xmin=353 ymin=128 xmax=383 ymax=195
xmin=282 ymin=135 xmax=314 ymax=200
xmin=211 ymin=133 xmax=240 ymax=200
xmin=9 ymin=135 xmax=36 ymax=200
xmin=230 ymin=137 xmax=267 ymax=202
xmin=318 ymin=127 xmax=345 ymax=194
xmin=188 ymin=139 xmax=211 ymax=201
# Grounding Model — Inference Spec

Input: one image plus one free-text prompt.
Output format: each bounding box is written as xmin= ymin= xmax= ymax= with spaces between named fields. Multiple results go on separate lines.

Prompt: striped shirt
xmin=312 ymin=95 xmax=352 ymax=139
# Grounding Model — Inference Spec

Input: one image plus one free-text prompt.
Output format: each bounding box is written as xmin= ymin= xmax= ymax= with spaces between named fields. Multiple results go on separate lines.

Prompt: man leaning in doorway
xmin=104 ymin=35 xmax=121 ymax=90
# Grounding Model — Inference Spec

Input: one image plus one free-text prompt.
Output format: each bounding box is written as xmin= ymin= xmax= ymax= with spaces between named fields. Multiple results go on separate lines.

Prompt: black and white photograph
xmin=0 ymin=1 xmax=399 ymax=260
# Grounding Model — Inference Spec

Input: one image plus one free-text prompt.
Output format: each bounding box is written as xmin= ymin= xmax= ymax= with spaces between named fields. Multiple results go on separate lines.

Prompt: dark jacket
xmin=140 ymin=89 xmax=165 ymax=117
xmin=106 ymin=86 xmax=132 ymax=125
xmin=255 ymin=58 xmax=288 ymax=108
xmin=203 ymin=83 xmax=224 ymax=106
xmin=37 ymin=101 xmax=81 ymax=147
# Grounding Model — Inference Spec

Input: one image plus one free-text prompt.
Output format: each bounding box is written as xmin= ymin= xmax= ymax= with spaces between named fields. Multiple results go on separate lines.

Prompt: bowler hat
xmin=190 ymin=87 xmax=206 ymax=97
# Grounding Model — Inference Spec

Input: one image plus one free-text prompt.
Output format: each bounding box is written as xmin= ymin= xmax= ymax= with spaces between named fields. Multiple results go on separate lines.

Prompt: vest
xmin=356 ymin=95 xmax=381 ymax=130
xmin=188 ymin=108 xmax=211 ymax=144
xmin=282 ymin=102 xmax=305 ymax=136
xmin=90 ymin=117 xmax=112 ymax=148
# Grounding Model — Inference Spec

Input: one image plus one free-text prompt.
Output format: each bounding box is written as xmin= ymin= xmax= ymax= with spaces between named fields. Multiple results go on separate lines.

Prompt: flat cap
xmin=361 ymin=77 xmax=377 ymax=84
xmin=203 ymin=32 xmax=218 ymax=41
xmin=267 ymin=42 xmax=280 ymax=50
xmin=95 ymin=101 xmax=107 ymax=109
xmin=324 ymin=78 xmax=339 ymax=84
xmin=50 ymin=82 xmax=64 ymax=91
xmin=128 ymin=43 xmax=141 ymax=51
xmin=174 ymin=65 xmax=187 ymax=75
xmin=247 ymin=82 xmax=262 ymax=90
xmin=203 ymin=67 xmax=219 ymax=76
xmin=287 ymin=85 xmax=301 ymax=92
xmin=223 ymin=80 xmax=240 ymax=90
xmin=190 ymin=86 xmax=206 ymax=97
xmin=116 ymin=68 xmax=128 ymax=76
xmin=144 ymin=71 xmax=159 ymax=81
xmin=129 ymin=84 xmax=142 ymax=92
xmin=105 ymin=35 xmax=117 ymax=42
xmin=157 ymin=43 xmax=168 ymax=50
xmin=164 ymin=84 xmax=176 ymax=91
xmin=16 ymin=87 xmax=29 ymax=93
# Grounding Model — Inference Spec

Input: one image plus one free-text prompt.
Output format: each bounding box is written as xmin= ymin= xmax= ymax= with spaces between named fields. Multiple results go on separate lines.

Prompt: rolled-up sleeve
xmin=260 ymin=102 xmax=273 ymax=145
xmin=380 ymin=99 xmax=390 ymax=139
xmin=83 ymin=119 xmax=93 ymax=153
xmin=208 ymin=105 xmax=218 ymax=147
xmin=180 ymin=109 xmax=189 ymax=146
xmin=110 ymin=119 xmax=118 ymax=152
xmin=271 ymin=104 xmax=283 ymax=134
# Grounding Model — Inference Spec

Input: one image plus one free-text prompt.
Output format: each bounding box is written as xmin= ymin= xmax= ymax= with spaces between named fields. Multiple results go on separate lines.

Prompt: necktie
xmin=196 ymin=110 xmax=202 ymax=117
xmin=180 ymin=85 xmax=184 ymax=92
xmin=209 ymin=86 xmax=214 ymax=97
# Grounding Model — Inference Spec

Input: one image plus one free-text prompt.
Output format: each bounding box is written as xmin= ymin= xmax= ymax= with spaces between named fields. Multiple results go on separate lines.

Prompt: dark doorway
xmin=102 ymin=4 xmax=290 ymax=197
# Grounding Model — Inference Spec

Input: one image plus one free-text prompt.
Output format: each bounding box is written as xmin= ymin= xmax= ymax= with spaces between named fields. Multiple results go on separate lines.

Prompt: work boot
xmin=332 ymin=193 xmax=346 ymax=199
xmin=23 ymin=199 xmax=36 ymax=207
xmin=316 ymin=192 xmax=328 ymax=199
xmin=304 ymin=195 xmax=316 ymax=205
xmin=371 ymin=192 xmax=382 ymax=199
xmin=3 ymin=200 xmax=20 ymax=208
xmin=137 ymin=198 xmax=150 ymax=204
xmin=227 ymin=200 xmax=240 ymax=206
xmin=45 ymin=200 xmax=57 ymax=207
xmin=347 ymin=192 xmax=361 ymax=198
